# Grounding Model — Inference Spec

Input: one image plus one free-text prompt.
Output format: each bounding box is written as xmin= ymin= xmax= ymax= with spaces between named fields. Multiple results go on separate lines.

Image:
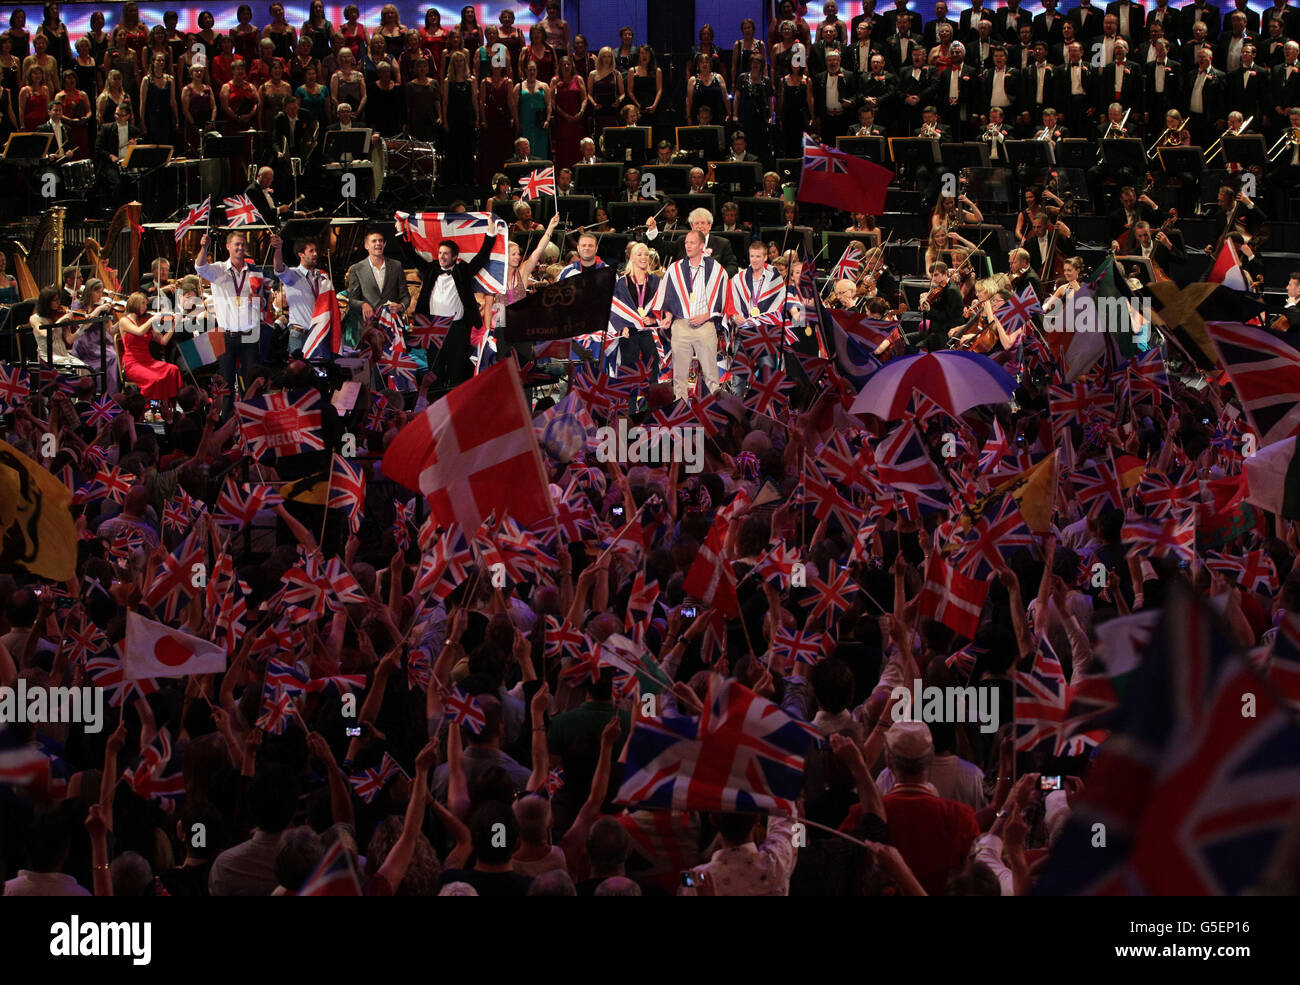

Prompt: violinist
xmin=950 ymin=276 xmax=1014 ymax=352
xmin=925 ymin=224 xmax=978 ymax=269
xmin=146 ymin=257 xmax=176 ymax=299
xmin=1025 ymin=211 xmax=1074 ymax=282
xmin=29 ymin=284 xmax=86 ymax=369
xmin=859 ymin=245 xmax=897 ymax=305
xmin=845 ymin=213 xmax=882 ymax=249
xmin=1007 ymin=247 xmax=1041 ymax=297
xmin=918 ymin=259 xmax=964 ymax=350
xmin=831 ymin=277 xmax=861 ymax=310
xmin=71 ymin=277 xmax=120 ymax=393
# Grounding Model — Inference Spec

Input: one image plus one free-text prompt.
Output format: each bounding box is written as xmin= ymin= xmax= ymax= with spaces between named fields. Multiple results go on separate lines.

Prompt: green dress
xmin=518 ymin=83 xmax=549 ymax=160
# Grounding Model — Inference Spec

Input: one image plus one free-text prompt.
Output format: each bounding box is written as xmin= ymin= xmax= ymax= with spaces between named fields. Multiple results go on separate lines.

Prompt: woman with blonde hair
xmin=587 ymin=46 xmax=623 ymax=134
xmin=440 ymin=49 xmax=477 ymax=185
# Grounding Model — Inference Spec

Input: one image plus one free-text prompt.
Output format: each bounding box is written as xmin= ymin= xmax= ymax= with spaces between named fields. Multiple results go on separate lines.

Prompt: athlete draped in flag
xmin=609 ymin=242 xmax=664 ymax=379
xmin=272 ymin=233 xmax=337 ymax=360
xmin=655 ymin=230 xmax=729 ymax=400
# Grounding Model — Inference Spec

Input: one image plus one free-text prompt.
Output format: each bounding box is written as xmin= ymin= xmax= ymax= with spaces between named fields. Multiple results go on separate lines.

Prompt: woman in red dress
xmin=117 ymin=291 xmax=180 ymax=418
xmin=18 ymin=64 xmax=50 ymax=128
xmin=550 ymin=55 xmax=586 ymax=171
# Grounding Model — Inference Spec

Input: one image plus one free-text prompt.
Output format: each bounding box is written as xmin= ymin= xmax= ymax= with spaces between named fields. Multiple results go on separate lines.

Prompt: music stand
xmin=675 ymin=192 xmax=717 ymax=219
xmin=759 ymin=225 xmax=814 ymax=258
xmin=1054 ymin=139 xmax=1095 ymax=169
xmin=642 ymin=164 xmax=692 ymax=195
xmin=3 ymin=132 xmax=52 ymax=160
xmin=607 ymin=200 xmax=659 ymax=231
xmin=940 ymin=141 xmax=990 ymax=170
xmin=962 ymin=167 xmax=1011 ymax=207
xmin=573 ymin=162 xmax=624 ymax=198
xmin=1005 ymin=140 xmax=1055 ymax=169
xmin=735 ymin=197 xmax=784 ymax=229
xmin=322 ymin=127 xmax=370 ymax=163
xmin=591 ymin=232 xmax=630 ymax=266
xmin=1157 ymin=146 xmax=1204 ymax=181
xmin=123 ymin=144 xmax=173 ymax=172
xmin=1100 ymin=138 xmax=1147 ymax=173
xmin=1223 ymin=134 xmax=1267 ymax=169
xmin=889 ymin=136 xmax=943 ymax=167
xmin=675 ymin=126 xmax=726 ymax=161
xmin=547 ymin=194 xmax=597 ymax=228
xmin=837 ymin=135 xmax=889 ymax=164
xmin=710 ymin=161 xmax=762 ymax=192
xmin=601 ymin=126 xmax=652 ymax=164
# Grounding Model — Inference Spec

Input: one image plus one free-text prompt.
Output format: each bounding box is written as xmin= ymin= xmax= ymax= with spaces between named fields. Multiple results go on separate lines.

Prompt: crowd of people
xmin=2 ymin=2 xmax=1300 ymax=902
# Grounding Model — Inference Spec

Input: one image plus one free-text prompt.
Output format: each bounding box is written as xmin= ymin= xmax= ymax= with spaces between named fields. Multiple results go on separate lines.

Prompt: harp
xmin=81 ymin=201 xmax=143 ymax=295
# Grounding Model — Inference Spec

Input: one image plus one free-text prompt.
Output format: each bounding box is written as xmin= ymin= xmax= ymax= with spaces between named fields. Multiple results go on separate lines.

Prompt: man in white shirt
xmin=271 ymin=234 xmax=334 ymax=357
xmin=345 ymin=230 xmax=406 ymax=325
xmin=681 ymin=813 xmax=797 ymax=896
xmin=196 ymin=229 xmax=265 ymax=404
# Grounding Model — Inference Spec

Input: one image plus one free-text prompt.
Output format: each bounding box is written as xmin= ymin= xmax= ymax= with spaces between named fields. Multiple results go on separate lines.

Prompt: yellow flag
xmin=0 ymin=440 xmax=78 ymax=581
xmin=961 ymin=450 xmax=1059 ymax=535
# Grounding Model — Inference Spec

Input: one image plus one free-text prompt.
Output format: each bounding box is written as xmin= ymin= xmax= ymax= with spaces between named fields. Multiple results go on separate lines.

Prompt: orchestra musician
xmin=1025 ymin=212 xmax=1075 ymax=281
xmin=93 ymin=100 xmax=138 ymax=200
xmin=1007 ymin=246 xmax=1042 ymax=297
xmin=1277 ymin=270 xmax=1300 ymax=331
xmin=1206 ymin=184 xmax=1265 ymax=252
xmin=246 ymin=165 xmax=292 ymax=224
xmin=918 ymin=260 xmax=965 ymax=350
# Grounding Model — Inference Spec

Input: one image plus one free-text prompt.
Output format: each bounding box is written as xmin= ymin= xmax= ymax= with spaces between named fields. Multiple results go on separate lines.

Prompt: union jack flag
xmin=75 ymin=466 xmax=136 ymax=505
xmin=830 ymin=244 xmax=864 ymax=281
xmin=945 ymin=642 xmax=986 ymax=682
xmin=1071 ymin=454 xmax=1123 ymax=514
xmin=993 ymin=284 xmax=1043 ymax=334
xmin=143 ymin=529 xmax=205 ymax=622
xmin=406 ymin=646 xmax=431 ymax=691
xmin=348 ymin=752 xmax=403 ymax=804
xmin=802 ymin=131 xmax=850 ymax=173
xmin=874 ymin=420 xmax=945 ymax=491
xmin=615 ymin=678 xmax=818 ymax=813
xmin=122 ymin=727 xmax=185 ymax=811
xmin=222 ymin=193 xmax=264 ymax=226
xmin=297 ymin=838 xmax=361 ymax=895
xmin=265 ymin=658 xmax=309 ymax=697
xmin=1123 ymin=511 xmax=1195 ymax=562
xmin=395 ymin=210 xmax=508 ymax=293
xmin=1035 ymin=594 xmax=1300 ymax=895
xmin=1137 ymin=468 xmax=1198 ymax=518
xmin=407 ymin=313 xmax=454 ymax=351
xmin=1014 ymin=637 xmax=1066 ymax=753
xmin=81 ymin=396 xmax=119 ymax=427
xmin=561 ymin=646 xmax=604 ymax=687
xmin=744 ymin=366 xmax=790 ymax=418
xmin=543 ymin=768 xmax=566 ymax=797
xmin=444 ymin=686 xmax=487 ymax=734
xmin=215 ymin=478 xmax=273 ymax=527
xmin=85 ymin=642 xmax=158 ymax=707
xmin=174 ymin=197 xmax=210 ymax=243
xmin=236 ymin=389 xmax=325 ymax=461
xmin=625 ymin=568 xmax=660 ymax=643
xmin=807 ymin=564 xmax=858 ymax=626
xmin=544 ymin=616 xmax=587 ymax=661
xmin=64 ymin=616 xmax=105 ymax=667
xmin=771 ymin=627 xmax=828 ymax=667
xmin=518 ymin=165 xmax=556 ymax=200
xmin=328 ymin=453 xmax=366 ymax=534
xmin=1126 ymin=346 xmax=1168 ymax=399
xmin=380 ymin=337 xmax=420 ymax=389
xmin=1205 ymin=550 xmax=1277 ymax=594
xmin=753 ymin=540 xmax=802 ymax=587
xmin=953 ymin=495 xmax=1035 ymax=578
xmin=1204 ymin=320 xmax=1300 ymax=448
xmin=256 ymin=688 xmax=296 ymax=735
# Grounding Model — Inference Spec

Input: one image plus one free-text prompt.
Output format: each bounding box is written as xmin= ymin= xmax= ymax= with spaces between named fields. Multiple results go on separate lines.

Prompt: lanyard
xmin=231 ymin=264 xmax=248 ymax=304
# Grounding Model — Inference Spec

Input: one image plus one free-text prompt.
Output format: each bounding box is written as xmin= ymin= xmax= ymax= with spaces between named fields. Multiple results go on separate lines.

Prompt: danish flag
xmin=682 ymin=514 xmax=739 ymax=618
xmin=918 ymin=553 xmax=989 ymax=639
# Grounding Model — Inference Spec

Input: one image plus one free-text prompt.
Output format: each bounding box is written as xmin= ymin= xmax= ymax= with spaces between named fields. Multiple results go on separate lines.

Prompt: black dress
xmin=780 ymin=78 xmax=809 ymax=158
xmin=631 ymin=71 xmax=657 ymax=126
xmin=737 ymin=75 xmax=775 ymax=165
xmin=367 ymin=80 xmax=404 ymax=137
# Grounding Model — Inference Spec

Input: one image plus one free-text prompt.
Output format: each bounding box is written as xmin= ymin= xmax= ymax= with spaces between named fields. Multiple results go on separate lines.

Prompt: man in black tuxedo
xmin=813 ymin=49 xmax=860 ymax=144
xmin=1147 ymin=1 xmax=1183 ymax=47
xmin=1007 ymin=247 xmax=1042 ymax=297
xmin=919 ymin=261 xmax=965 ymax=349
xmin=1226 ymin=44 xmax=1268 ymax=121
xmin=852 ymin=0 xmax=888 ymax=39
xmin=959 ymin=0 xmax=994 ymax=44
xmin=936 ymin=42 xmax=981 ymax=137
xmin=1227 ymin=0 xmax=1261 ymax=35
xmin=1021 ymin=43 xmax=1057 ymax=126
xmin=1272 ymin=41 xmax=1300 ymax=121
xmin=899 ymin=45 xmax=937 ymax=132
xmin=1033 ymin=0 xmax=1066 ymax=47
xmin=1106 ymin=0 xmax=1146 ymax=42
xmin=1184 ymin=45 xmax=1227 ymax=145
xmin=996 ymin=0 xmax=1032 ymax=44
xmin=93 ymin=101 xmax=140 ymax=202
xmin=1067 ymin=0 xmax=1105 ymax=46
xmin=1024 ymin=212 xmax=1076 ymax=277
xmin=36 ymin=102 xmax=78 ymax=162
xmin=1214 ymin=13 xmax=1258 ymax=73
xmin=244 ymin=166 xmax=291 ymax=225
xmin=1180 ymin=0 xmax=1222 ymax=42
xmin=879 ymin=0 xmax=917 ymax=39
xmin=1055 ymin=42 xmax=1098 ymax=131
xmin=506 ymin=137 xmax=538 ymax=164
xmin=1261 ymin=0 xmax=1298 ymax=39
xmin=886 ymin=13 xmax=922 ymax=72
xmin=1126 ymin=220 xmax=1186 ymax=268
xmin=407 ymin=228 xmax=499 ymax=387
xmin=1146 ymin=40 xmax=1184 ymax=124
xmin=924 ymin=0 xmax=958 ymax=48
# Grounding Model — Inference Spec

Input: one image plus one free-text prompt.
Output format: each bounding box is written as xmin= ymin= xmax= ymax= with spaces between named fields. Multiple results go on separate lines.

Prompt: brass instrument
xmin=1206 ymin=115 xmax=1253 ymax=164
xmin=1098 ymin=107 xmax=1132 ymax=161
xmin=919 ymin=121 xmax=941 ymax=139
xmin=1267 ymin=125 xmax=1300 ymax=163
xmin=1146 ymin=116 xmax=1189 ymax=156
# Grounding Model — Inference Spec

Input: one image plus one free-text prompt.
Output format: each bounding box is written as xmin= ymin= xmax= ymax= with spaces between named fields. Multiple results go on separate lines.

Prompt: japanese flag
xmin=124 ymin=611 xmax=228 ymax=680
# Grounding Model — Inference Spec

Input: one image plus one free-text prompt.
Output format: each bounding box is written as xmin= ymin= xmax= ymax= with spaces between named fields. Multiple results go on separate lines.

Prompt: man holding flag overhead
xmin=272 ymin=234 xmax=336 ymax=360
xmin=196 ymin=229 xmax=266 ymax=406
